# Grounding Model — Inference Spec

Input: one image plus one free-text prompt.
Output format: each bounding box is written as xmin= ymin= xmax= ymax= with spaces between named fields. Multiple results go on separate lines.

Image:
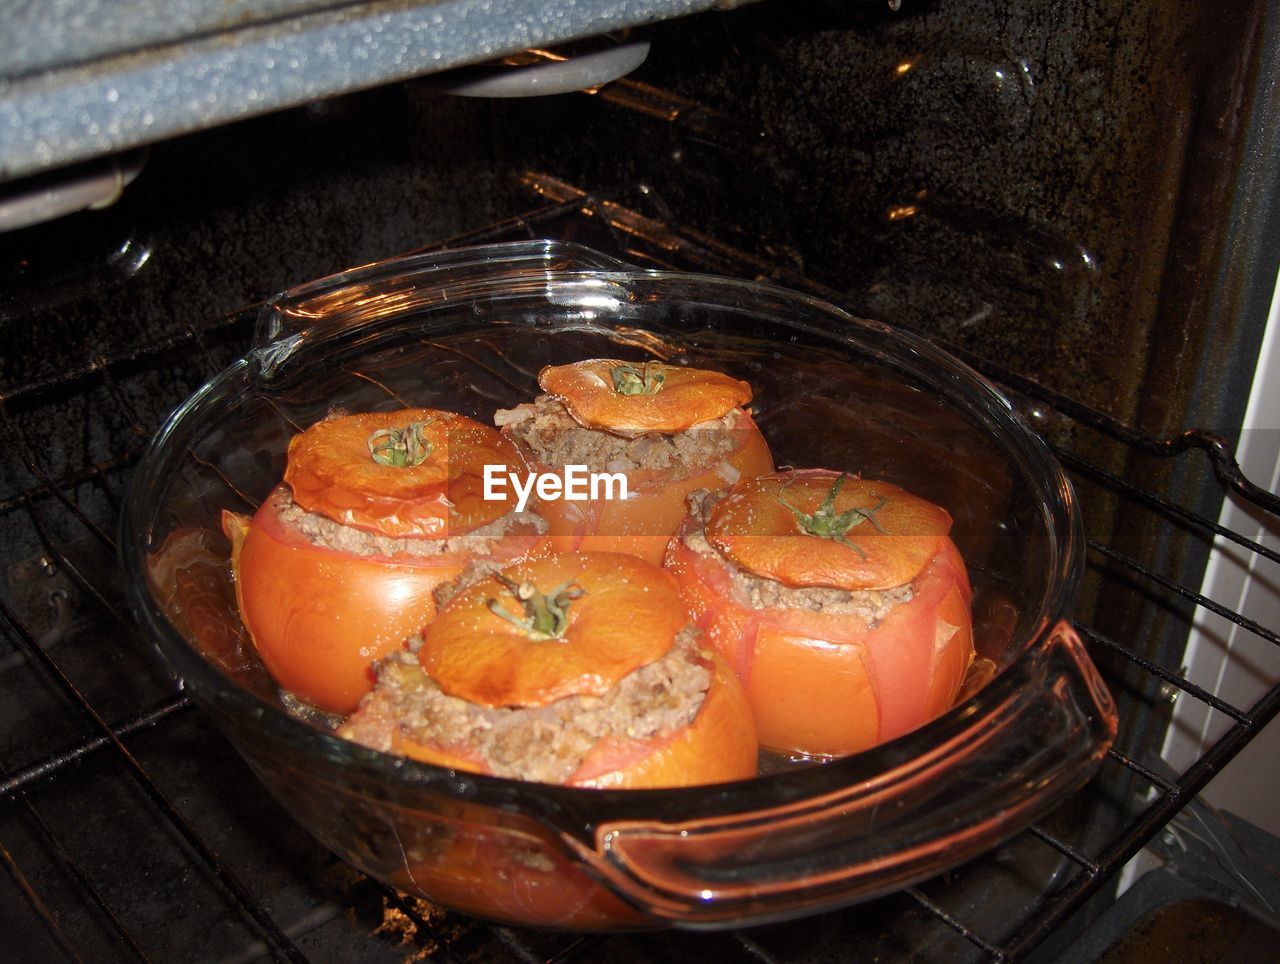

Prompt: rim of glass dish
xmin=120 ymin=258 xmax=1084 ymax=831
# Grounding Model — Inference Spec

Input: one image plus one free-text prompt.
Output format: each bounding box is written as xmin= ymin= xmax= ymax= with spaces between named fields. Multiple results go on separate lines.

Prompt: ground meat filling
xmin=430 ymin=558 xmax=508 ymax=611
xmin=274 ymin=487 xmax=548 ymax=558
xmin=496 ymin=395 xmax=742 ymax=481
xmin=342 ymin=629 xmax=711 ymax=784
xmin=683 ymin=490 xmax=914 ymax=623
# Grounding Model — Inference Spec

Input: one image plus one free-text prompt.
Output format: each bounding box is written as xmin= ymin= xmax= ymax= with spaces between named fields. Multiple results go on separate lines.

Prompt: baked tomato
xmin=340 ymin=552 xmax=758 ymax=788
xmin=284 ymin=408 xmax=523 ymax=537
xmin=224 ymin=408 xmax=553 ymax=714
xmin=388 ymin=822 xmax=644 ymax=928
xmin=539 ymin=358 xmax=752 ymax=436
xmin=498 ymin=359 xmax=774 ymax=565
xmin=666 ymin=470 xmax=974 ymax=757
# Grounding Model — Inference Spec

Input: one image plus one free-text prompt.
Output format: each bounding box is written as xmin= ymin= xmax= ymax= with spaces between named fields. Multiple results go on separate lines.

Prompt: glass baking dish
xmin=121 ymin=239 xmax=1116 ymax=929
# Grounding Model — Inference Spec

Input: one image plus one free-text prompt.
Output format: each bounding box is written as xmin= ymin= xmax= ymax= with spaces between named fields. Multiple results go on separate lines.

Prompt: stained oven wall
xmin=7 ymin=1 xmax=1271 ymax=432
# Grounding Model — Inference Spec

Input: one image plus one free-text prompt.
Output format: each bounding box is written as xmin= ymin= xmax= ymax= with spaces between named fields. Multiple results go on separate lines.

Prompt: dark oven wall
xmin=621 ymin=0 xmax=1274 ymax=440
xmin=6 ymin=1 xmax=1273 ymax=420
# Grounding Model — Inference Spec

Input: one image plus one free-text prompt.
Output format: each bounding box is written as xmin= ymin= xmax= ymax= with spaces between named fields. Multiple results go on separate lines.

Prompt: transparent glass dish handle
xmin=251 ymin=239 xmax=638 ymax=373
xmin=573 ymin=622 xmax=1116 ymax=924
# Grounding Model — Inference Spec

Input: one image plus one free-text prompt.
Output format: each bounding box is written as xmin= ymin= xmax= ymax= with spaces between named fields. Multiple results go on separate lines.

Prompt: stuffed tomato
xmin=223 ymin=408 xmax=553 ymax=714
xmin=339 ymin=551 xmax=758 ymax=788
xmin=666 ymin=469 xmax=974 ymax=757
xmin=496 ymin=358 xmax=774 ymax=565
xmin=386 ymin=823 xmax=644 ymax=929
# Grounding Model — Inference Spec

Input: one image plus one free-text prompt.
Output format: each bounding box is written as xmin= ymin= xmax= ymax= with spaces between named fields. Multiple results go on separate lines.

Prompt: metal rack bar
xmin=20 ymin=503 xmax=126 ymax=624
xmin=5 ymin=775 xmax=152 ymax=961
xmin=936 ymin=352 xmax=1280 ymax=519
xmin=417 ymin=192 xmax=613 ymax=252
xmin=1082 ymin=627 xmax=1252 ymax=725
xmin=1025 ymin=825 xmax=1101 ymax=876
xmin=906 ymin=887 xmax=1006 ymax=960
xmin=0 ymin=839 xmax=86 ymax=962
xmin=543 ymin=935 xmax=606 ymax=964
xmin=1086 ymin=540 xmax=1279 ymax=647
xmin=1001 ymin=679 xmax=1280 ymax=960
xmin=2 ymin=412 xmax=118 ymax=553
xmin=1054 ymin=447 xmax=1280 ymax=568
xmin=0 ymin=309 xmax=254 ymax=412
xmin=94 ymin=361 xmax=150 ymax=442
xmin=1103 ymin=748 xmax=1178 ymax=794
xmin=0 ymin=447 xmax=144 ymax=517
xmin=732 ymin=930 xmax=782 ymax=964
xmin=0 ymin=696 xmax=191 ymax=799
xmin=0 ymin=584 xmax=306 ymax=962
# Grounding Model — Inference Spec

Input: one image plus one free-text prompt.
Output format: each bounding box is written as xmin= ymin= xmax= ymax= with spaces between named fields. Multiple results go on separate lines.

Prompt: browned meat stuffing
xmin=496 ymin=396 xmax=742 ymax=480
xmin=681 ymin=490 xmax=913 ymax=622
xmin=275 ymin=486 xmax=548 ymax=558
xmin=340 ymin=629 xmax=710 ymax=784
xmin=429 ymin=557 xmax=509 ymax=611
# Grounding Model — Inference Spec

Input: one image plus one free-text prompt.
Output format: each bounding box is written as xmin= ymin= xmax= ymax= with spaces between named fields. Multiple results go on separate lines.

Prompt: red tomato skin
xmin=389 ymin=828 xmax=644 ymax=928
xmin=229 ymin=489 xmax=548 ymax=714
xmin=567 ymin=652 xmax=757 ymax=789
xmin=666 ymin=527 xmax=973 ymax=757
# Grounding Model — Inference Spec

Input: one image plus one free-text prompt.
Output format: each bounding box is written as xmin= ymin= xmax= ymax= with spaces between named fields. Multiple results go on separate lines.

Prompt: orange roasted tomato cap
xmin=420 ymin=552 xmax=688 ymax=707
xmin=538 ymin=359 xmax=752 ymax=437
xmin=706 ymin=468 xmax=953 ymax=591
xmin=284 ymin=408 xmax=526 ymax=539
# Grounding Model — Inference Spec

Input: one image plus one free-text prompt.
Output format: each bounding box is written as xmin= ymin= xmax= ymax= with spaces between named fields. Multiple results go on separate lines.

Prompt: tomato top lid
xmin=705 ymin=469 xmax=953 ymax=591
xmin=420 ymin=552 xmax=687 ymax=707
xmin=284 ymin=408 xmax=526 ymax=538
xmin=538 ymin=358 xmax=752 ymax=437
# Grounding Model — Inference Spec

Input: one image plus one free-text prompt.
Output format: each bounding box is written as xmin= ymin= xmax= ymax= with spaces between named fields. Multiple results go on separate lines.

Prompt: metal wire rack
xmin=1 ymin=178 xmax=1277 ymax=962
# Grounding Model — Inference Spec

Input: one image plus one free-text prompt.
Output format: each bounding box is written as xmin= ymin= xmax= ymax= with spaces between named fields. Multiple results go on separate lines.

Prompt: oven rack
xmin=1 ymin=180 xmax=1277 ymax=962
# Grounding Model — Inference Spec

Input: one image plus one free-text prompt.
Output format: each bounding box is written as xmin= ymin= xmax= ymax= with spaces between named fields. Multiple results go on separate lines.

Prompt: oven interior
xmin=3 ymin=1 xmax=1280 ymax=960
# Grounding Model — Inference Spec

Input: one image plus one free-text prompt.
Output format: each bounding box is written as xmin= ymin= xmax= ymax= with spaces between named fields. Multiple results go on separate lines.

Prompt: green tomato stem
xmin=487 ymin=576 xmax=584 ymax=641
xmin=777 ymin=473 xmax=888 ymax=558
xmin=367 ymin=421 xmax=433 ymax=468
